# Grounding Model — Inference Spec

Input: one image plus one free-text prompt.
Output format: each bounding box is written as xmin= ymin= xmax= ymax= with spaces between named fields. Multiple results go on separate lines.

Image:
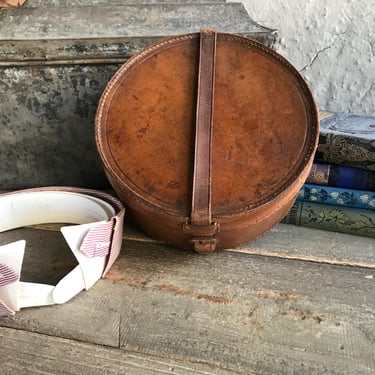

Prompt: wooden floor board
xmin=0 ymin=327 xmax=238 ymax=375
xmin=114 ymin=219 xmax=375 ymax=268
xmin=114 ymin=242 xmax=375 ymax=374
xmin=233 ymin=223 xmax=375 ymax=268
xmin=1 ymin=227 xmax=374 ymax=374
xmin=29 ymin=219 xmax=375 ymax=268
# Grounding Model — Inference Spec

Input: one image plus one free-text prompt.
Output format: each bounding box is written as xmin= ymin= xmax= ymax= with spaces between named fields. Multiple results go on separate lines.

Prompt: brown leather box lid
xmin=96 ymin=31 xmax=319 ymax=250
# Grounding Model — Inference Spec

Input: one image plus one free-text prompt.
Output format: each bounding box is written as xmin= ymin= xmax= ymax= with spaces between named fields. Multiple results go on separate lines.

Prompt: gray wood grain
xmin=1 ymin=228 xmax=374 ymax=374
xmin=0 ymin=327 xmax=239 ymax=375
xmin=112 ymin=241 xmax=375 ymax=375
xmin=123 ymin=220 xmax=375 ymax=268
xmin=235 ymin=223 xmax=375 ymax=268
xmin=27 ymin=219 xmax=375 ymax=268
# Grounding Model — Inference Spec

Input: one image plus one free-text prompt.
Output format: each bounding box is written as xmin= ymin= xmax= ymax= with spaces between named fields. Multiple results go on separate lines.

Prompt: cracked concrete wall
xmin=234 ymin=0 xmax=374 ymax=116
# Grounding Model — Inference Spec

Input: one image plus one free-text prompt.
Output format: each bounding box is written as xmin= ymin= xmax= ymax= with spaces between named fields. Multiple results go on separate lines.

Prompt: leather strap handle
xmin=184 ymin=29 xmax=219 ymax=253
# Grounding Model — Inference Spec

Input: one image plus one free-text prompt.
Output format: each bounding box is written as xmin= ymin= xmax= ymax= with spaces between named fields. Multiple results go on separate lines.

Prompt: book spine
xmin=315 ymin=132 xmax=375 ymax=171
xmin=282 ymin=201 xmax=375 ymax=238
xmin=315 ymin=113 xmax=375 ymax=171
xmin=306 ymin=162 xmax=375 ymax=191
xmin=297 ymin=183 xmax=375 ymax=210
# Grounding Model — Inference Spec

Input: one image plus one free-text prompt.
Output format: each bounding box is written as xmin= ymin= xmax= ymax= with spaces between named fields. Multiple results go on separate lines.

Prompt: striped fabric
xmin=0 ymin=263 xmax=19 ymax=317
xmin=0 ymin=263 xmax=19 ymax=286
xmin=80 ymin=219 xmax=114 ymax=258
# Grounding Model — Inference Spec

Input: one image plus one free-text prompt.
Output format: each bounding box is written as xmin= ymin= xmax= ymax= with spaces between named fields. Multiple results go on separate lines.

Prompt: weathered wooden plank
xmin=0 ymin=229 xmax=374 ymax=374
xmin=26 ymin=219 xmax=375 ymax=268
xmin=235 ymin=223 xmax=375 ymax=268
xmin=118 ymin=284 xmax=375 ymax=375
xmin=0 ymin=327 xmax=239 ymax=375
xmin=110 ymin=242 xmax=375 ymax=375
xmin=123 ymin=220 xmax=375 ymax=268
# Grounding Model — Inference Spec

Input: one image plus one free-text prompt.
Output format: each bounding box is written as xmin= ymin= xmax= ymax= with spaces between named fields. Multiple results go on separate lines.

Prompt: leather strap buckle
xmin=191 ymin=238 xmax=217 ymax=254
xmin=183 ymin=222 xmax=219 ymax=237
xmin=183 ymin=222 xmax=219 ymax=254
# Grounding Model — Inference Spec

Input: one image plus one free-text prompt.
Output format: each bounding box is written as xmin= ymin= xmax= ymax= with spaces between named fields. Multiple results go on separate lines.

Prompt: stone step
xmin=24 ymin=0 xmax=228 ymax=6
xmin=1 ymin=3 xmax=276 ymax=64
xmin=0 ymin=3 xmax=275 ymax=53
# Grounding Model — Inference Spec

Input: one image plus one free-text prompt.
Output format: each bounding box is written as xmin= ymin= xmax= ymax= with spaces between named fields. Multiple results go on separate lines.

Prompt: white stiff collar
xmin=0 ymin=187 xmax=125 ymax=317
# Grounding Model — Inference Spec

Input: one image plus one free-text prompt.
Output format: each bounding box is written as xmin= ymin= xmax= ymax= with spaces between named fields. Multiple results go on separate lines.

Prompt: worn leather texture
xmin=95 ymin=31 xmax=319 ymax=252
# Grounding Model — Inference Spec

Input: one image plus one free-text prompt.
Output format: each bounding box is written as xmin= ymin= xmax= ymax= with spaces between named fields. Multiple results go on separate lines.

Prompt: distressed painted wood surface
xmin=0 ymin=224 xmax=374 ymax=374
xmin=0 ymin=63 xmax=120 ymax=189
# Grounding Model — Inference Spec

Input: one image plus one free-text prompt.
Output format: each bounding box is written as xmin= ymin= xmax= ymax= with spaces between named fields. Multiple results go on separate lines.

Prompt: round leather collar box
xmin=95 ymin=30 xmax=319 ymax=253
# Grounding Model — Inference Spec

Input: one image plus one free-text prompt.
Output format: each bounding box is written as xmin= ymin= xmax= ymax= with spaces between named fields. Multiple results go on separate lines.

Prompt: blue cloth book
xmin=306 ymin=162 xmax=375 ymax=191
xmin=297 ymin=183 xmax=375 ymax=211
xmin=282 ymin=201 xmax=375 ymax=239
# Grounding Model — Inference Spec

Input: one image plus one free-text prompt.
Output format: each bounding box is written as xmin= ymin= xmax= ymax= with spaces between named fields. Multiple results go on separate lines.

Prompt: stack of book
xmin=282 ymin=112 xmax=375 ymax=238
